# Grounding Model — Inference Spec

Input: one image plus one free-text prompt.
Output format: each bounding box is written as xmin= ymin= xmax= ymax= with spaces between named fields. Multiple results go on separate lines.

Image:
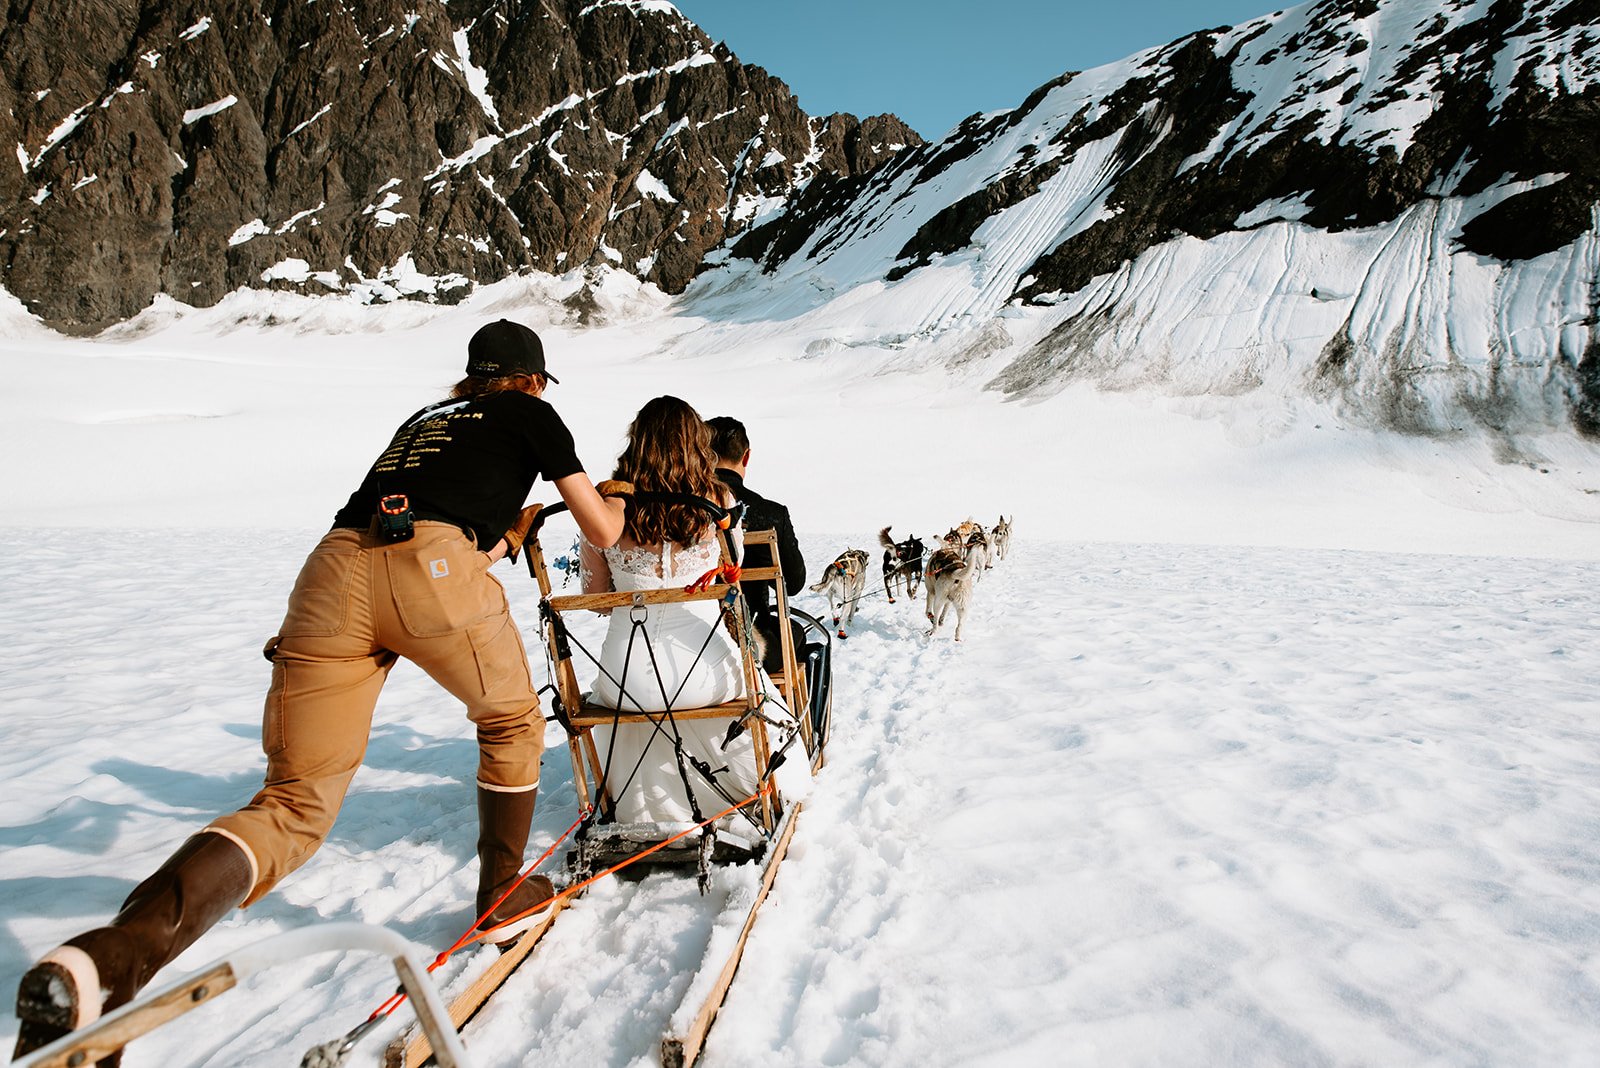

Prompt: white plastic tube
xmin=13 ymin=923 xmax=471 ymax=1068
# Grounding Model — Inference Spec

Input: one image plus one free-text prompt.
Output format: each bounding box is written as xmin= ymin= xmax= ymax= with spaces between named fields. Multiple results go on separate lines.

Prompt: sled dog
xmin=924 ymin=546 xmax=976 ymax=641
xmin=992 ymin=515 xmax=1012 ymax=560
xmin=810 ymin=548 xmax=871 ymax=638
xmin=963 ymin=526 xmax=992 ymax=574
xmin=878 ymin=526 xmax=925 ymax=603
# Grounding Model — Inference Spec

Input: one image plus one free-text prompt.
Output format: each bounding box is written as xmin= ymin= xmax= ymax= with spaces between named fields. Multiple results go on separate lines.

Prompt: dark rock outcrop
xmin=0 ymin=0 xmax=920 ymax=332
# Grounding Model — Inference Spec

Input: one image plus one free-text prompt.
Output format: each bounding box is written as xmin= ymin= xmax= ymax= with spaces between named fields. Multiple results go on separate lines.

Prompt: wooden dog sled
xmin=385 ymin=488 xmax=829 ymax=1067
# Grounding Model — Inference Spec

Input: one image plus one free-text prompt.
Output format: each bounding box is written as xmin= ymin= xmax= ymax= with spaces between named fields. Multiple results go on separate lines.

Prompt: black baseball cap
xmin=466 ymin=319 xmax=559 ymax=382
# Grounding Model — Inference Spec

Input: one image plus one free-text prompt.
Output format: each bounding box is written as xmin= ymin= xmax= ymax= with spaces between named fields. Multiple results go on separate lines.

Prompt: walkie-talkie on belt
xmin=377 ymin=493 xmax=415 ymax=543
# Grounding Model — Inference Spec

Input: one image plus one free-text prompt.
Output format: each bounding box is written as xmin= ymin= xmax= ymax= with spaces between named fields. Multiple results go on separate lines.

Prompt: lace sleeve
xmin=580 ymin=535 xmax=612 ymax=596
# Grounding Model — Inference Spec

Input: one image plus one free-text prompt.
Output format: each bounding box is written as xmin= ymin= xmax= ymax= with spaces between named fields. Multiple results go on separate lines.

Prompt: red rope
xmin=364 ymin=784 xmax=772 ymax=1022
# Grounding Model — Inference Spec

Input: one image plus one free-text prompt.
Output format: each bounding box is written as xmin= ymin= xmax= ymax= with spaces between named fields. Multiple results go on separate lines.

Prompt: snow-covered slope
xmin=708 ymin=0 xmax=1600 ymax=437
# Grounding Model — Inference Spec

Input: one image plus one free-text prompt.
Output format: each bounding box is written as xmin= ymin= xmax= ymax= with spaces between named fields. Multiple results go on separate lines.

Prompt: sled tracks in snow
xmin=385 ymin=802 xmax=803 ymax=1068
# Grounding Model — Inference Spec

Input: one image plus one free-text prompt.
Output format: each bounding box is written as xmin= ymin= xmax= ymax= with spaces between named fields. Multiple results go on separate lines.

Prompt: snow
xmin=183 ymin=96 xmax=238 ymax=125
xmin=98 ymin=83 xmax=136 ymax=109
xmin=1 ymin=269 xmax=1598 ymax=1066
xmin=286 ymin=103 xmax=333 ymax=139
xmin=275 ymin=202 xmax=325 ymax=234
xmin=260 ymin=258 xmax=314 ymax=283
xmin=178 ymin=17 xmax=212 ymax=42
xmin=4 ymin=0 xmax=1600 ymax=1061
xmin=451 ymin=28 xmax=501 ymax=127
xmin=634 ymin=168 xmax=677 ymax=202
xmin=25 ymin=104 xmax=93 ymax=170
xmin=429 ymin=134 xmax=502 ymax=177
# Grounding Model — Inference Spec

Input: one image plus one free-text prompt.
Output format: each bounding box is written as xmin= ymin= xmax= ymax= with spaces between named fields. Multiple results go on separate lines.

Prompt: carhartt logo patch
xmin=429 ymin=559 xmax=450 ymax=579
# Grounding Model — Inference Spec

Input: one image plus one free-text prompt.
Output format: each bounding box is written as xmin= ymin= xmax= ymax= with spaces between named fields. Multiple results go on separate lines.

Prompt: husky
xmin=992 ymin=515 xmax=1012 ymax=560
xmin=810 ymin=548 xmax=871 ymax=638
xmin=878 ymin=526 xmax=925 ymax=604
xmin=963 ymin=526 xmax=993 ymax=573
xmin=924 ymin=546 xmax=976 ymax=641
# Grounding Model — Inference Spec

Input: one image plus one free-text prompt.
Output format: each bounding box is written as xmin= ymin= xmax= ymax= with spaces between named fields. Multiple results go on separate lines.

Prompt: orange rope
xmin=365 ymin=808 xmax=588 ymax=1022
xmin=473 ymin=782 xmax=772 ymax=944
xmin=364 ymin=783 xmax=773 ymax=1022
xmin=685 ymin=563 xmax=741 ymax=593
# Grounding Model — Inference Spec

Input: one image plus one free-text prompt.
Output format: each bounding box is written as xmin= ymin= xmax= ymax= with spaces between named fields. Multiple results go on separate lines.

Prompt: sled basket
xmin=523 ymin=493 xmax=824 ymax=875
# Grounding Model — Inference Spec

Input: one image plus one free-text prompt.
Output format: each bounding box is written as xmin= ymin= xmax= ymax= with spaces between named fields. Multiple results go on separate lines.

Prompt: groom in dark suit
xmin=708 ymin=415 xmax=830 ymax=746
xmin=706 ymin=417 xmax=806 ymax=659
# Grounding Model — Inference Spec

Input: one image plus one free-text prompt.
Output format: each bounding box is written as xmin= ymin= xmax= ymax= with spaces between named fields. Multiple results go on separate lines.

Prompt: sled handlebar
xmin=528 ymin=489 xmax=731 ymax=540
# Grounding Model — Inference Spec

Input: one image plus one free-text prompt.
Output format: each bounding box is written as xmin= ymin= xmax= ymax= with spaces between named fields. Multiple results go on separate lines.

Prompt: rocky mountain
xmin=710 ymin=0 xmax=1600 ymax=437
xmin=0 ymin=0 xmax=919 ymax=332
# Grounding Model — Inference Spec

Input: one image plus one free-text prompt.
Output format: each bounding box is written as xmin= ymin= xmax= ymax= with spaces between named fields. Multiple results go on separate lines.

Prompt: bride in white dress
xmin=578 ymin=397 xmax=785 ymax=824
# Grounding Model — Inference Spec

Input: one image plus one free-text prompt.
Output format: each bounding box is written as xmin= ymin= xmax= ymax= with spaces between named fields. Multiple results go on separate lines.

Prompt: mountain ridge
xmin=5 ymin=0 xmax=1600 ymax=440
xmin=707 ymin=0 xmax=1600 ymax=437
xmin=0 ymin=0 xmax=920 ymax=332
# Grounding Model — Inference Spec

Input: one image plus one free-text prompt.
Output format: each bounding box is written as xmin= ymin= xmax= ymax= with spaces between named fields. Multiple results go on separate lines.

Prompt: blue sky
xmin=670 ymin=0 xmax=1288 ymax=139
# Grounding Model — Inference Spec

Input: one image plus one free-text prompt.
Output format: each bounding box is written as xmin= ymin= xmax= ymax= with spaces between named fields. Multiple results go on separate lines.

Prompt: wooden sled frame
xmin=380 ymin=493 xmax=825 ymax=1068
xmin=524 ymin=495 xmax=820 ymax=847
xmin=382 ymin=492 xmax=825 ymax=1068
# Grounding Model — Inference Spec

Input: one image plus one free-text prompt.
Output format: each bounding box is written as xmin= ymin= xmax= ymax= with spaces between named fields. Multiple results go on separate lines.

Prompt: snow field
xmin=8 ymin=528 xmax=1598 ymax=1064
xmin=707 ymin=538 xmax=1600 ymax=1066
xmin=0 ymin=263 xmax=1598 ymax=1065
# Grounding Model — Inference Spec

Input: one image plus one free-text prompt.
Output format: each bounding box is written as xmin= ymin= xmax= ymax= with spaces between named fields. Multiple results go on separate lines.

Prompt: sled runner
xmin=383 ymin=489 xmax=827 ymax=1067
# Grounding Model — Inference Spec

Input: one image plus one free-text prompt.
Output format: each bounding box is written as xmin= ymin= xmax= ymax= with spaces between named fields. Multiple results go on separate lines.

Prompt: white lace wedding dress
xmin=580 ymin=532 xmax=777 ymax=824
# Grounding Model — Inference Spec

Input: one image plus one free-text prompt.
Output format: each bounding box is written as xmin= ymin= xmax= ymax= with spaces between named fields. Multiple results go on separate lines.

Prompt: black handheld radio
xmin=377 ymin=493 xmax=415 ymax=543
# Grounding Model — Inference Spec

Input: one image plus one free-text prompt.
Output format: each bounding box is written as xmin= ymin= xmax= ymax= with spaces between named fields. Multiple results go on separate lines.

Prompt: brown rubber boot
xmin=474 ymin=787 xmax=555 ymax=948
xmin=13 ymin=831 xmax=254 ymax=1065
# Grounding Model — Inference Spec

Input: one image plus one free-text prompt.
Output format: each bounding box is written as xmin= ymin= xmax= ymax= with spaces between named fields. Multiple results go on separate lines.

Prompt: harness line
xmin=351 ymin=785 xmax=774 ymax=1037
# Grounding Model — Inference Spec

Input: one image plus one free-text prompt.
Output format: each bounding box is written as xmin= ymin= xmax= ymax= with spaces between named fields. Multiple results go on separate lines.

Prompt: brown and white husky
xmin=963 ymin=526 xmax=992 ymax=574
xmin=991 ymin=515 xmax=1012 ymax=560
xmin=810 ymin=548 xmax=871 ymax=638
xmin=924 ymin=546 xmax=976 ymax=641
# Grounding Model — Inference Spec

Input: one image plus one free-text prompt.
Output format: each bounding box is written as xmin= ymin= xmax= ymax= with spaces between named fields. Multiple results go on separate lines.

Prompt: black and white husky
xmin=810 ymin=548 xmax=871 ymax=638
xmin=878 ymin=526 xmax=925 ymax=603
xmin=924 ymin=546 xmax=976 ymax=641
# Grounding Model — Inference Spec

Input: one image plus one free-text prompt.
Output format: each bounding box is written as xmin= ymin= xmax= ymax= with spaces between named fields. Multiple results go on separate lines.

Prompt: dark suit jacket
xmin=716 ymin=468 xmax=805 ymax=617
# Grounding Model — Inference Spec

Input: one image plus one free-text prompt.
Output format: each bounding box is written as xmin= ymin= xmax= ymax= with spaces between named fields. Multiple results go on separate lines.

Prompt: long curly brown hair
xmin=613 ymin=396 xmax=723 ymax=545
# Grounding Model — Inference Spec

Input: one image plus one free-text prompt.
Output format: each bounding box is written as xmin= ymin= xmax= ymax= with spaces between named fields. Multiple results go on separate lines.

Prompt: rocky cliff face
xmin=716 ymin=0 xmax=1600 ymax=437
xmin=0 ymin=0 xmax=919 ymax=332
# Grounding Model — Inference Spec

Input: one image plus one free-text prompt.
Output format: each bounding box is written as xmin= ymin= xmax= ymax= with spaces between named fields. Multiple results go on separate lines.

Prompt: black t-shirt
xmin=332 ymin=391 xmax=584 ymax=548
